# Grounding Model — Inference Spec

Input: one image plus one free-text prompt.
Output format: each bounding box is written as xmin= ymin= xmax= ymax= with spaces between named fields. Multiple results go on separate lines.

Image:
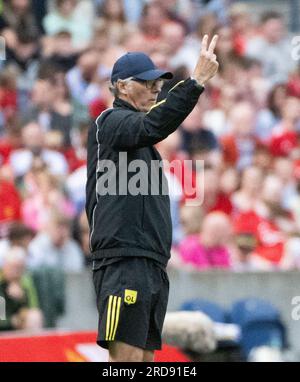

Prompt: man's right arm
xmin=98 ymin=79 xmax=205 ymax=150
xmin=98 ymin=34 xmax=219 ymax=151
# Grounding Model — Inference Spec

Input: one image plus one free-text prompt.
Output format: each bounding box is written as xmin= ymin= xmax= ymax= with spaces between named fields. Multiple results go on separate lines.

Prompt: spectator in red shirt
xmin=232 ymin=166 xmax=264 ymax=215
xmin=269 ymin=96 xmax=300 ymax=157
xmin=287 ymin=66 xmax=300 ymax=98
xmin=0 ymin=168 xmax=22 ymax=238
xmin=0 ymin=180 xmax=22 ymax=223
xmin=0 ymin=68 xmax=18 ymax=128
xmin=260 ymin=173 xmax=296 ymax=234
xmin=200 ymin=166 xmax=233 ymax=216
xmin=229 ymin=3 xmax=255 ymax=57
xmin=0 ymin=125 xmax=22 ymax=165
xmin=232 ymin=210 xmax=286 ymax=269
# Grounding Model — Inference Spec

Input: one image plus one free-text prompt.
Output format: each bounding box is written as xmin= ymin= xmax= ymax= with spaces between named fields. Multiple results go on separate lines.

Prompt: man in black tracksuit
xmin=86 ymin=35 xmax=219 ymax=362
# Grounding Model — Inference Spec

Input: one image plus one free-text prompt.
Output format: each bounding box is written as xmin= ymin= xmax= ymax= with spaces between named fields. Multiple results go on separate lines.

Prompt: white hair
xmin=109 ymin=77 xmax=134 ymax=97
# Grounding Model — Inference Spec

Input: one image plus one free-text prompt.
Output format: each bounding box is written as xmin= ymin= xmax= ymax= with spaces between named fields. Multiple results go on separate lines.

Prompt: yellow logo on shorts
xmin=124 ymin=289 xmax=138 ymax=305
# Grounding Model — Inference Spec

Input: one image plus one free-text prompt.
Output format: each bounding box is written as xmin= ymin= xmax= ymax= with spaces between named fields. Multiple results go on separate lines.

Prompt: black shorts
xmin=92 ymin=257 xmax=169 ymax=351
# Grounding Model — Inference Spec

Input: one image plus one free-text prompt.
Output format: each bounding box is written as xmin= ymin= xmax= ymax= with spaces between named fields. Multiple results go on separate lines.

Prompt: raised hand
xmin=192 ymin=34 xmax=219 ymax=86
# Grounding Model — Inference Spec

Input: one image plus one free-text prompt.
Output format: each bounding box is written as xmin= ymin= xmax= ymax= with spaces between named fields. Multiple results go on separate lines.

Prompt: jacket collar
xmin=113 ymin=97 xmax=139 ymax=112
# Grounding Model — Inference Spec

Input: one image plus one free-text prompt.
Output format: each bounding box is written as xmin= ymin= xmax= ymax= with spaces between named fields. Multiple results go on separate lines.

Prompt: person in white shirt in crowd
xmin=245 ymin=11 xmax=297 ymax=85
xmin=9 ymin=121 xmax=68 ymax=179
xmin=156 ymin=131 xmax=184 ymax=246
xmin=225 ymin=101 xmax=257 ymax=171
xmin=273 ymin=157 xmax=298 ymax=212
xmin=0 ymin=223 xmax=34 ymax=268
xmin=28 ymin=210 xmax=84 ymax=273
xmin=66 ymin=164 xmax=87 ymax=214
xmin=66 ymin=49 xmax=103 ymax=107
xmin=43 ymin=0 xmax=93 ymax=48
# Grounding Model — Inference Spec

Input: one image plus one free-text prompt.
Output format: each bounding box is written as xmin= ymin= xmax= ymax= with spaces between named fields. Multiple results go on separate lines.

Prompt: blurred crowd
xmin=0 ymin=0 xmax=300 ymax=331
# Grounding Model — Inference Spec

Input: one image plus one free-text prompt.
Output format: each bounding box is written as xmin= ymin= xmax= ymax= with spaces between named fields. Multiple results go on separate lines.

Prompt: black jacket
xmin=86 ymin=78 xmax=204 ymax=267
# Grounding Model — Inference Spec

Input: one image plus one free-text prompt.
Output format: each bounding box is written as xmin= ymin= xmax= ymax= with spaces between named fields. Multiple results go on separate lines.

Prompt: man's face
xmin=263 ymin=18 xmax=284 ymax=43
xmin=3 ymin=259 xmax=25 ymax=282
xmin=12 ymin=0 xmax=29 ymax=12
xmin=31 ymin=80 xmax=55 ymax=108
xmin=22 ymin=123 xmax=44 ymax=154
xmin=49 ymin=223 xmax=70 ymax=248
xmin=58 ymin=0 xmax=77 ymax=16
xmin=79 ymin=52 xmax=99 ymax=82
xmin=161 ymin=24 xmax=185 ymax=55
xmin=118 ymin=79 xmax=164 ymax=113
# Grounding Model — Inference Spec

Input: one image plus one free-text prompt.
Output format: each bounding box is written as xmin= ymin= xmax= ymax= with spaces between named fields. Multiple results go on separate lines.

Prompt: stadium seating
xmin=228 ymin=297 xmax=288 ymax=357
xmin=180 ymin=299 xmax=228 ymax=323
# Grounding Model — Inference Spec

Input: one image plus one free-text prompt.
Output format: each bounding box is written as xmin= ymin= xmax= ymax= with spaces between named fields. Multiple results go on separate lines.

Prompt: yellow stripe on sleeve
xmin=146 ymin=80 xmax=185 ymax=115
xmin=146 ymin=99 xmax=166 ymax=114
xmin=168 ymin=80 xmax=185 ymax=93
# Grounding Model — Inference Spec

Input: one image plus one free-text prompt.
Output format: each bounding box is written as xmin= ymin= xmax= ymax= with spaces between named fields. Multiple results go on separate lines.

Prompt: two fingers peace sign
xmin=192 ymin=34 xmax=219 ymax=86
xmin=201 ymin=34 xmax=218 ymax=56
